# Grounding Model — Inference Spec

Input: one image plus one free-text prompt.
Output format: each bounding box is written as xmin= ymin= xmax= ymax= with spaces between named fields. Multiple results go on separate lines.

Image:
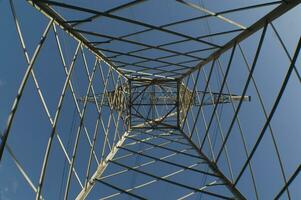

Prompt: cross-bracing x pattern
xmin=0 ymin=0 xmax=301 ymax=200
xmin=24 ymin=0 xmax=295 ymax=79
xmin=1 ymin=1 xmax=128 ymax=199
xmin=129 ymin=79 xmax=179 ymax=130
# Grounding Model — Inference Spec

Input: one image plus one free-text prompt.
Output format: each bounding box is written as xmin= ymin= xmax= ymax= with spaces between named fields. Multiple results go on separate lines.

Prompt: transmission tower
xmin=0 ymin=0 xmax=301 ymax=200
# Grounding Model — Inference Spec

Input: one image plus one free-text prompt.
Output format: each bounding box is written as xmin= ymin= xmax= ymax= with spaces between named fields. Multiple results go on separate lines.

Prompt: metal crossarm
xmin=0 ymin=0 xmax=301 ymax=199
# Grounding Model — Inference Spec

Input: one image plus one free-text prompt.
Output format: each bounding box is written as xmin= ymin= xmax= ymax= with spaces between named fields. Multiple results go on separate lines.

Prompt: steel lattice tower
xmin=0 ymin=0 xmax=301 ymax=199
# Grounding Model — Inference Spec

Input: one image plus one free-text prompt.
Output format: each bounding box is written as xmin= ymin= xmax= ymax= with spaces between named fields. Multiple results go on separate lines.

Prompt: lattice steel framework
xmin=0 ymin=0 xmax=301 ymax=199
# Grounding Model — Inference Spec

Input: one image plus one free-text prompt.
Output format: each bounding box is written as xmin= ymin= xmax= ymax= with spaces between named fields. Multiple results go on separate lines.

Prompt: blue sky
xmin=0 ymin=0 xmax=301 ymax=199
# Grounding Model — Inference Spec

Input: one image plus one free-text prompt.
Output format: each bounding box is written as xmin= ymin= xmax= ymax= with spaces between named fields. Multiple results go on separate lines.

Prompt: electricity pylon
xmin=76 ymin=79 xmax=251 ymax=199
xmin=0 ymin=0 xmax=301 ymax=200
xmin=79 ymin=80 xmax=250 ymax=129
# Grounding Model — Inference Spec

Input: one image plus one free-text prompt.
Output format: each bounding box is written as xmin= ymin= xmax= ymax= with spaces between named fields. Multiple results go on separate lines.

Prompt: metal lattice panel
xmin=0 ymin=0 xmax=301 ymax=200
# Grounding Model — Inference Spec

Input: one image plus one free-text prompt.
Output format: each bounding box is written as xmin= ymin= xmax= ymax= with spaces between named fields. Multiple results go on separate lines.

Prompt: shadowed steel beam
xmin=36 ymin=42 xmax=82 ymax=200
xmin=36 ymin=0 xmax=221 ymax=48
xmin=0 ymin=132 xmax=40 ymax=196
xmin=215 ymin=23 xmax=268 ymax=163
xmin=91 ymin=2 xmax=280 ymax=58
xmin=97 ymin=48 xmax=191 ymax=73
xmin=6 ymin=1 xmax=84 ymax=189
xmin=129 ymin=131 xmax=189 ymax=146
xmin=177 ymin=180 xmax=220 ymax=200
xmin=63 ymin=47 xmax=97 ymax=200
xmin=181 ymin=68 xmax=201 ymax=129
xmin=27 ymin=0 xmax=127 ymax=79
xmin=199 ymin=44 xmax=236 ymax=151
xmin=112 ymin=60 xmax=183 ymax=77
xmin=125 ymin=136 xmax=203 ymax=159
xmin=0 ymin=19 xmax=54 ymax=161
xmin=28 ymin=0 xmax=173 ymax=79
xmin=119 ymin=146 xmax=219 ymax=177
xmin=97 ymin=179 xmax=147 ymax=200
xmin=179 ymin=129 xmax=247 ymax=200
xmin=75 ymin=29 xmax=205 ymax=61
xmin=98 ymin=161 xmax=208 ymax=199
xmin=71 ymin=0 xmax=147 ymax=27
xmin=75 ymin=131 xmax=130 ymax=200
xmin=112 ymin=29 xmax=242 ymax=69
xmin=121 ymin=136 xmax=189 ymax=157
xmin=109 ymin=160 xmax=234 ymax=200
xmin=270 ymin=22 xmax=301 ymax=83
xmin=234 ymin=36 xmax=301 ymax=187
xmin=176 ymin=0 xmax=246 ymax=29
xmin=275 ymin=164 xmax=301 ymax=199
xmin=181 ymin=0 xmax=301 ymax=78
xmin=75 ymin=113 xmax=178 ymax=199
xmin=103 ymin=146 xmax=199 ymax=180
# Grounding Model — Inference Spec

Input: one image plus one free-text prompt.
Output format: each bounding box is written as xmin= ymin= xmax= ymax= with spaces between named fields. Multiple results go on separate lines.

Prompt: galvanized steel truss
xmin=0 ymin=0 xmax=301 ymax=199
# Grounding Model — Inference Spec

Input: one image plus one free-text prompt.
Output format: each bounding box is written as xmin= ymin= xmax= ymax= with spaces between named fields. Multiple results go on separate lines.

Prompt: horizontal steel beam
xmin=109 ymin=160 xmax=233 ymax=199
xmin=96 ymin=179 xmax=147 ymax=200
xmin=181 ymin=0 xmax=301 ymax=78
xmin=38 ymin=0 xmax=221 ymax=48
xmin=27 ymin=0 xmax=127 ymax=79
xmin=119 ymin=146 xmax=218 ymax=177
xmin=179 ymin=129 xmax=247 ymax=200
xmin=75 ymin=131 xmax=130 ymax=200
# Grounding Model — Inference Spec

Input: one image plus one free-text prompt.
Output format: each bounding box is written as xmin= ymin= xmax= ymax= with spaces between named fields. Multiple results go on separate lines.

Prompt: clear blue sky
xmin=0 ymin=0 xmax=301 ymax=199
